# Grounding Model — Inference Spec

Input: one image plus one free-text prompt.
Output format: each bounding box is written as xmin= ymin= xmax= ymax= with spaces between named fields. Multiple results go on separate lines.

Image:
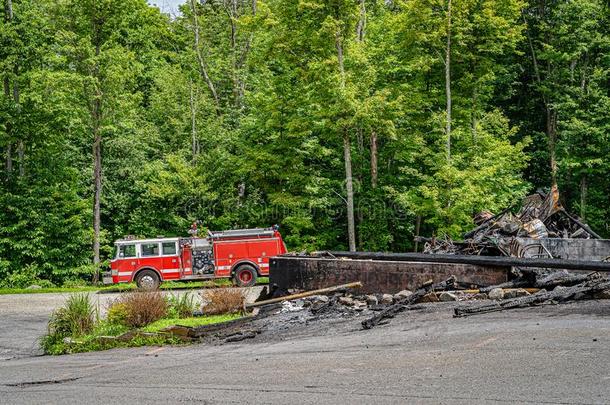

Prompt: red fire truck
xmin=105 ymin=227 xmax=287 ymax=289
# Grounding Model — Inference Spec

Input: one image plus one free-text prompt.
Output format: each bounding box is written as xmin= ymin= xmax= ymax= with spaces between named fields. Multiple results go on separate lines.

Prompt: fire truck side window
xmin=141 ymin=243 xmax=160 ymax=257
xmin=162 ymin=242 xmax=177 ymax=255
xmin=119 ymin=244 xmax=136 ymax=258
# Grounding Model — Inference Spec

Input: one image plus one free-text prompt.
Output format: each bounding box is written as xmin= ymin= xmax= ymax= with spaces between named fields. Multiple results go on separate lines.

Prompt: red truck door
xmin=247 ymin=240 xmax=269 ymax=275
xmin=160 ymin=240 xmax=181 ymax=280
xmin=213 ymin=242 xmax=236 ymax=278
xmin=180 ymin=245 xmax=193 ymax=277
xmin=117 ymin=243 xmax=138 ymax=281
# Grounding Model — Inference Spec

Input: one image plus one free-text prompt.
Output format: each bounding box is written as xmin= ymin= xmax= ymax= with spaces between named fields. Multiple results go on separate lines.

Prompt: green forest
xmin=0 ymin=0 xmax=608 ymax=287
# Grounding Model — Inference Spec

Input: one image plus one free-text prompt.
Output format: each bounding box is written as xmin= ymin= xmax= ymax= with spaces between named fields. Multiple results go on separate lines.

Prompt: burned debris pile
xmin=153 ymin=271 xmax=610 ymax=344
xmin=360 ymin=269 xmax=610 ymax=327
xmin=362 ymin=277 xmax=457 ymax=329
xmin=455 ymin=272 xmax=610 ymax=317
xmin=423 ymin=186 xmax=601 ymax=257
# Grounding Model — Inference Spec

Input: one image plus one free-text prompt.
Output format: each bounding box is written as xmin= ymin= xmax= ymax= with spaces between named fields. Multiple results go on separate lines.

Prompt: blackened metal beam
xmin=319 ymin=251 xmax=610 ymax=272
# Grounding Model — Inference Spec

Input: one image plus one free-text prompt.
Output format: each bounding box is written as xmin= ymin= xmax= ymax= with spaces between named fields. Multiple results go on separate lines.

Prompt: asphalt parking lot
xmin=1 ymin=292 xmax=610 ymax=404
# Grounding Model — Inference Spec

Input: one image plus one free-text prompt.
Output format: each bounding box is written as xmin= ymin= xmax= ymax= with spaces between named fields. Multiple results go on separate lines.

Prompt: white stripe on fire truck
xmin=119 ymin=269 xmax=182 ymax=277
xmin=161 ymin=269 xmax=181 ymax=273
xmin=259 ymin=263 xmax=269 ymax=268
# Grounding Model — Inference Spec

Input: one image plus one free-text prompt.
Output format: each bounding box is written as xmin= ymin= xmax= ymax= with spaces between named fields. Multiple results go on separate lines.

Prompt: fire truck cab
xmin=106 ymin=227 xmax=287 ymax=289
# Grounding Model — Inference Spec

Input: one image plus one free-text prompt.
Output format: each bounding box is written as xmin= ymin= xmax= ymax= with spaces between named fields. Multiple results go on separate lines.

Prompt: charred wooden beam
xmin=322 ymin=251 xmax=610 ymax=272
xmin=559 ymin=208 xmax=602 ymax=239
xmin=246 ymin=282 xmax=362 ymax=309
xmin=362 ymin=276 xmax=456 ymax=329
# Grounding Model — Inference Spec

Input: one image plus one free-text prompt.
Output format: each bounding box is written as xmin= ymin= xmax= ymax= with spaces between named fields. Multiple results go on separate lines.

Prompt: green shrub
xmin=62 ymin=279 xmax=90 ymax=289
xmin=47 ymin=293 xmax=96 ymax=336
xmin=167 ymin=293 xmax=198 ymax=318
xmin=42 ymin=293 xmax=96 ymax=353
xmin=201 ymin=288 xmax=245 ymax=315
xmin=36 ymin=279 xmax=57 ymax=288
xmin=113 ymin=292 xmax=168 ymax=328
xmin=1 ymin=264 xmax=42 ymax=288
xmin=106 ymin=302 xmax=129 ymax=326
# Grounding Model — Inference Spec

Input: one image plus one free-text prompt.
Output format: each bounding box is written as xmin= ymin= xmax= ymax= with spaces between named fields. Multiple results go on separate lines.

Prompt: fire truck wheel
xmin=135 ymin=269 xmax=160 ymax=290
xmin=233 ymin=265 xmax=257 ymax=287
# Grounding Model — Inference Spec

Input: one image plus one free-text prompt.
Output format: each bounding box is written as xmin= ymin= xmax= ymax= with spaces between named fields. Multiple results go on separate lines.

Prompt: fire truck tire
xmin=233 ymin=265 xmax=257 ymax=287
xmin=135 ymin=269 xmax=160 ymax=290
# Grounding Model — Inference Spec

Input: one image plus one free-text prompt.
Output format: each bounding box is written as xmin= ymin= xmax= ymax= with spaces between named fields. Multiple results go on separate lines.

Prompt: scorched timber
xmin=322 ymin=251 xmax=610 ymax=272
xmin=361 ymin=277 xmax=456 ymax=329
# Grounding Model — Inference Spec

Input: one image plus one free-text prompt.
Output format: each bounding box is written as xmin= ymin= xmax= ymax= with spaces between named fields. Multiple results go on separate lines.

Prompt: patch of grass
xmin=0 ymin=286 xmax=101 ymax=295
xmin=0 ymin=283 xmax=135 ymax=295
xmin=43 ymin=315 xmax=243 ymax=355
xmin=142 ymin=314 xmax=243 ymax=332
xmin=43 ymin=324 xmax=182 ymax=355
xmin=0 ymin=278 xmax=236 ymax=295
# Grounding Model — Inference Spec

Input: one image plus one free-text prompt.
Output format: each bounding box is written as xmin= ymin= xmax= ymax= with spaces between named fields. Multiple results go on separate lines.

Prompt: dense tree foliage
xmin=0 ymin=0 xmax=608 ymax=286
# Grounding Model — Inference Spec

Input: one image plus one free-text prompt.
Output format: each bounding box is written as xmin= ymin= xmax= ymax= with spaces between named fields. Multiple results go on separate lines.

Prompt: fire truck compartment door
xmin=161 ymin=241 xmax=181 ymax=279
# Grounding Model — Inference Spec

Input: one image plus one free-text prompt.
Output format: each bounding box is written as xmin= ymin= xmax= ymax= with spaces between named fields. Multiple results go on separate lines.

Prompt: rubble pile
xmin=156 ymin=272 xmax=610 ymax=344
xmin=269 ymin=269 xmax=610 ymax=328
xmin=423 ymin=186 xmax=601 ymax=256
xmin=455 ymin=272 xmax=610 ymax=317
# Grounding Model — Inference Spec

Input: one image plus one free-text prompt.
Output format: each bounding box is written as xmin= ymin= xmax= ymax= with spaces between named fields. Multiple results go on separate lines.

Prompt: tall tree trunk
xmin=580 ymin=175 xmax=587 ymax=221
xmin=189 ymin=0 xmax=220 ymax=115
xmin=13 ymin=65 xmax=23 ymax=177
xmin=91 ymin=23 xmax=102 ymax=283
xmin=3 ymin=78 xmax=11 ymax=174
xmin=236 ymin=0 xmax=257 ymax=107
xmin=226 ymin=0 xmax=240 ymax=108
xmin=370 ymin=130 xmax=378 ymax=188
xmin=343 ymin=131 xmax=356 ymax=252
xmin=445 ymin=0 xmax=452 ymax=162
xmin=4 ymin=0 xmax=13 ymax=175
xmin=356 ymin=0 xmax=366 ymax=41
xmin=92 ymin=107 xmax=102 ymax=283
xmin=4 ymin=0 xmax=12 ymax=19
xmin=5 ymin=144 xmax=12 ymax=174
xmin=524 ymin=12 xmax=558 ymax=188
xmin=5 ymin=0 xmax=22 ymax=177
xmin=414 ymin=215 xmax=421 ymax=252
xmin=547 ymin=107 xmax=558 ymax=186
xmin=189 ymin=79 xmax=199 ymax=160
xmin=336 ymin=30 xmax=356 ymax=252
xmin=471 ymin=86 xmax=477 ymax=141
xmin=356 ymin=127 xmax=364 ymax=249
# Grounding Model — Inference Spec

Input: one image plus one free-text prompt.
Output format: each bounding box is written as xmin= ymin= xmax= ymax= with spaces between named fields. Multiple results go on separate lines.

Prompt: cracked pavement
xmin=1 ymin=292 xmax=610 ymax=404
